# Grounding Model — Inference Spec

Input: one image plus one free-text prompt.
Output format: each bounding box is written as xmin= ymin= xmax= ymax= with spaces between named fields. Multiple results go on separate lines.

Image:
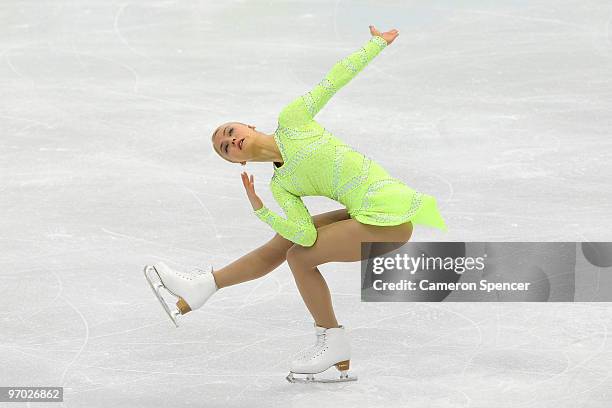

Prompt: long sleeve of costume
xmin=278 ymin=35 xmax=388 ymax=127
xmin=253 ymin=177 xmax=317 ymax=247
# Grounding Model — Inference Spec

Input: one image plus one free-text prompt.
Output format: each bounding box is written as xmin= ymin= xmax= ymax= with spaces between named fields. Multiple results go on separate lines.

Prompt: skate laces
xmin=186 ymin=266 xmax=212 ymax=278
xmin=167 ymin=265 xmax=212 ymax=283
xmin=297 ymin=332 xmax=327 ymax=362
xmin=191 ymin=267 xmax=207 ymax=275
xmin=310 ymin=332 xmax=328 ymax=359
xmin=315 ymin=332 xmax=327 ymax=347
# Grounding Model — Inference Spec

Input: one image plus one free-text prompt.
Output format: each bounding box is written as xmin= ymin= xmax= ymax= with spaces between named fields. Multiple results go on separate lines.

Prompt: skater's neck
xmin=250 ymin=133 xmax=283 ymax=165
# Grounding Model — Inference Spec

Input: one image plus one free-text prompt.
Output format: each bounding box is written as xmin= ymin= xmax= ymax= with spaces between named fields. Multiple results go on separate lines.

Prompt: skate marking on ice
xmin=286 ymin=371 xmax=357 ymax=384
xmin=143 ymin=265 xmax=181 ymax=328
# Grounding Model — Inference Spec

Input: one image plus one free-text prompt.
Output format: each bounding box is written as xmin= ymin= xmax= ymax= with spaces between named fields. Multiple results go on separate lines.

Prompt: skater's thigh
xmin=312 ymin=208 xmax=351 ymax=229
xmin=288 ymin=218 xmax=413 ymax=266
xmin=266 ymin=208 xmax=350 ymax=253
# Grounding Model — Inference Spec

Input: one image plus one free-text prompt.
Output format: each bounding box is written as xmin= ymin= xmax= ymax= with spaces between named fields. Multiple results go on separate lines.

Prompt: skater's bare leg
xmin=212 ymin=209 xmax=350 ymax=288
xmin=286 ymin=219 xmax=413 ymax=329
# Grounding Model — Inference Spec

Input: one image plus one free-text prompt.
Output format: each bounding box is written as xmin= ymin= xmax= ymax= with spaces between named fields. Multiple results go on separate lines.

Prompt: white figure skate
xmin=143 ymin=262 xmax=218 ymax=327
xmin=286 ymin=325 xmax=357 ymax=383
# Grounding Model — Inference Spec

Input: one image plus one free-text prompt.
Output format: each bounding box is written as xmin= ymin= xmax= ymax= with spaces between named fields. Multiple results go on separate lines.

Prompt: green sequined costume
xmin=254 ymin=35 xmax=447 ymax=247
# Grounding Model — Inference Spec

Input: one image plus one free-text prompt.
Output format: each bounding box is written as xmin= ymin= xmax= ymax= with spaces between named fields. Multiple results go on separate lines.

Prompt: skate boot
xmin=143 ymin=261 xmax=218 ymax=327
xmin=286 ymin=325 xmax=357 ymax=383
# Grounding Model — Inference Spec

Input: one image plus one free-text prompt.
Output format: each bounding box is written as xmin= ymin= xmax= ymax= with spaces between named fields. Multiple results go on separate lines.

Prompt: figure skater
xmin=144 ymin=25 xmax=447 ymax=383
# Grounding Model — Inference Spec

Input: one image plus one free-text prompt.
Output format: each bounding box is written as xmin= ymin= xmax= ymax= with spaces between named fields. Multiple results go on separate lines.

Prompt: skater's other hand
xmin=369 ymin=25 xmax=399 ymax=45
xmin=241 ymin=171 xmax=264 ymax=211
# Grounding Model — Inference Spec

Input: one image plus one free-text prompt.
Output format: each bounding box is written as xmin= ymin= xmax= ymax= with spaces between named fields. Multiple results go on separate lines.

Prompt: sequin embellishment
xmin=319 ymin=78 xmax=336 ymax=94
xmin=341 ymin=58 xmax=358 ymax=74
xmin=334 ymin=154 xmax=372 ymax=201
xmin=278 ymin=124 xmax=324 ymax=140
xmin=352 ymin=178 xmax=425 ymax=224
xmin=371 ymin=35 xmax=388 ymax=50
xmin=274 ymin=133 xmax=331 ymax=178
xmin=302 ymin=92 xmax=316 ymax=117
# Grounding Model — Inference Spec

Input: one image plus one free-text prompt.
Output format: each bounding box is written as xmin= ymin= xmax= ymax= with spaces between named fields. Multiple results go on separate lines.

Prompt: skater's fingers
xmin=243 ymin=175 xmax=253 ymax=191
xmin=241 ymin=173 xmax=249 ymax=189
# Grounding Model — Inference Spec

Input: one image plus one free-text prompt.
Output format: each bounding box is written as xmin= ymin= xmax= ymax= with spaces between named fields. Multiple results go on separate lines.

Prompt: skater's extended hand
xmin=241 ymin=171 xmax=264 ymax=211
xmin=369 ymin=25 xmax=399 ymax=45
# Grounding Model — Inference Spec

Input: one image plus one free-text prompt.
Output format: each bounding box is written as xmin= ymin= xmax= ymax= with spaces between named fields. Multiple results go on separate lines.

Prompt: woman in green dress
xmin=145 ymin=25 xmax=447 ymax=382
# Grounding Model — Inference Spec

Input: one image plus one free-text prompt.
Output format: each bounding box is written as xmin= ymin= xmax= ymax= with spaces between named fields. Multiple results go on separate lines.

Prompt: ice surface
xmin=1 ymin=0 xmax=611 ymax=407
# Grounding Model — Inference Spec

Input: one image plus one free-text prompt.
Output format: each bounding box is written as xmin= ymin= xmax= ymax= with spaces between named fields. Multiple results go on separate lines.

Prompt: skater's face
xmin=211 ymin=122 xmax=253 ymax=165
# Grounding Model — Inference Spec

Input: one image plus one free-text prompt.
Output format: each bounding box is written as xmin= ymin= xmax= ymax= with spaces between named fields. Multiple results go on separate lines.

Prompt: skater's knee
xmin=286 ymin=244 xmax=314 ymax=271
xmin=285 ymin=245 xmax=301 ymax=266
xmin=255 ymin=236 xmax=293 ymax=267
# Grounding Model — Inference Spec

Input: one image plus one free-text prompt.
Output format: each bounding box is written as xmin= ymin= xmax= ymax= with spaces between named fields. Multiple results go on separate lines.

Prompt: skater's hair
xmin=211 ymin=121 xmax=248 ymax=164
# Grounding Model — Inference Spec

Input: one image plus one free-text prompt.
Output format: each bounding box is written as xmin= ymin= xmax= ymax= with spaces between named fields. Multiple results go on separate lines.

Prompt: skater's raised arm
xmin=278 ymin=26 xmax=399 ymax=127
xmin=254 ymin=178 xmax=317 ymax=247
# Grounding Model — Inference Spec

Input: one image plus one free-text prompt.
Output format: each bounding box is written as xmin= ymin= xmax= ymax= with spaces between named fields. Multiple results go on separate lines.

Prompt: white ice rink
xmin=1 ymin=0 xmax=612 ymax=407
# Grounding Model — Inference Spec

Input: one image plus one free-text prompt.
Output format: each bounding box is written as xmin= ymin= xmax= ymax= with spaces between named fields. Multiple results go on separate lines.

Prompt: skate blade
xmin=286 ymin=373 xmax=358 ymax=384
xmin=143 ymin=265 xmax=180 ymax=328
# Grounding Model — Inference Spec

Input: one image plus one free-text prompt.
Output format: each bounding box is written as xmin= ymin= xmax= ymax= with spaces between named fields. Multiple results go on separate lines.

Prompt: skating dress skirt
xmin=254 ymin=35 xmax=447 ymax=247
